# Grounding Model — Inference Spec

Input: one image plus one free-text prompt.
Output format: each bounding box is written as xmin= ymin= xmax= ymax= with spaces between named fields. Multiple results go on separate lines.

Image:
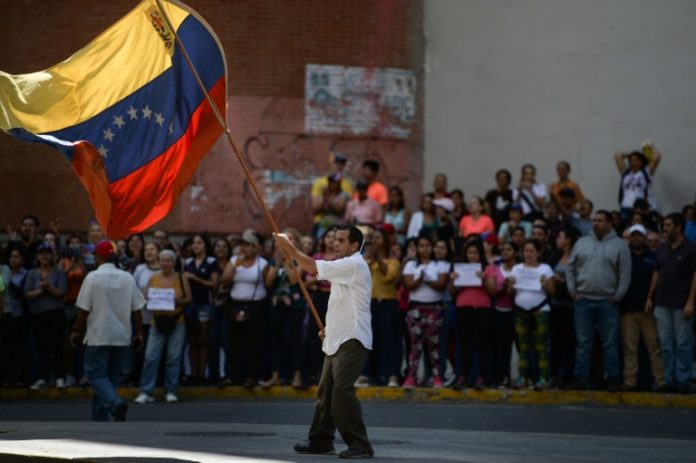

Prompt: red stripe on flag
xmin=71 ymin=142 xmax=112 ymax=231
xmin=71 ymin=77 xmax=226 ymax=239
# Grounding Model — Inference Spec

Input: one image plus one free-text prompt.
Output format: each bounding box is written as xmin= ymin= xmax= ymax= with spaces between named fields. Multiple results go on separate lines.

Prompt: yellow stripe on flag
xmin=0 ymin=0 xmax=189 ymax=133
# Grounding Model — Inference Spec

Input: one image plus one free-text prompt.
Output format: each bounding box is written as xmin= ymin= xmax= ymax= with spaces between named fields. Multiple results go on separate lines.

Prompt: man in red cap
xmin=70 ymin=240 xmax=146 ymax=421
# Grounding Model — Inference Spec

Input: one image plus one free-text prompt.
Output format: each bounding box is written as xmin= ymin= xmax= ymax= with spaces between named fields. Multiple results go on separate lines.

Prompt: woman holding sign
xmin=401 ymin=235 xmax=449 ymax=388
xmin=509 ymin=240 xmax=555 ymax=390
xmin=450 ymin=239 xmax=500 ymax=390
xmin=135 ymin=249 xmax=192 ymax=404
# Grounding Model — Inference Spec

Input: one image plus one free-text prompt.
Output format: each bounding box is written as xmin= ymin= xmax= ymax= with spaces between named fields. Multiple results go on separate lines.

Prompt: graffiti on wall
xmin=237 ymin=130 xmax=421 ymax=232
xmin=305 ymin=64 xmax=417 ymax=138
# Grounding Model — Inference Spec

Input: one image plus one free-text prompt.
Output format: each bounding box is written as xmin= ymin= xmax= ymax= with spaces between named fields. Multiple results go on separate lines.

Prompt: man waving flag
xmin=0 ymin=0 xmax=227 ymax=239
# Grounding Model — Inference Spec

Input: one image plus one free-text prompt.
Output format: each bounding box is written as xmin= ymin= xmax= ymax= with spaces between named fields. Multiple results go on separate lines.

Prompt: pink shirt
xmin=495 ymin=264 xmax=514 ymax=310
xmin=345 ymin=198 xmax=383 ymax=225
xmin=459 ymin=214 xmax=495 ymax=237
xmin=455 ymin=264 xmax=500 ymax=308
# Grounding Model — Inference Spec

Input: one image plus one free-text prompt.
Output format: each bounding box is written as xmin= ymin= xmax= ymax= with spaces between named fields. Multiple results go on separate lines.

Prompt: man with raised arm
xmin=274 ymin=225 xmax=374 ymax=459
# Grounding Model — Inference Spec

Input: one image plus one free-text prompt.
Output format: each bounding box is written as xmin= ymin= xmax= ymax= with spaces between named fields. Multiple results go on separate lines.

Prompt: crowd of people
xmin=1 ymin=143 xmax=696 ymax=400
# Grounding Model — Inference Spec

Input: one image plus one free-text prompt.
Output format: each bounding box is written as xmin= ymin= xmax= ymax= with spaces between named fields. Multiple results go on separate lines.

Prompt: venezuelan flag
xmin=0 ymin=0 xmax=227 ymax=239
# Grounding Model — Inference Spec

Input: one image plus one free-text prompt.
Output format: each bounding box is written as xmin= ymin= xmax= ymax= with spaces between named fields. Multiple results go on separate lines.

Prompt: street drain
xmin=166 ymin=431 xmax=276 ymax=438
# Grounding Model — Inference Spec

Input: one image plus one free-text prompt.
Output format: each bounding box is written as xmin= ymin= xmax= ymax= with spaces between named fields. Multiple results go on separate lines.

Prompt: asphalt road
xmin=1 ymin=397 xmax=695 ymax=441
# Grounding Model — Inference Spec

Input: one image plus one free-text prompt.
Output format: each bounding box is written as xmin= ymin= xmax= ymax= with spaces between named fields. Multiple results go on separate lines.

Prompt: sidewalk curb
xmin=2 ymin=385 xmax=695 ymax=408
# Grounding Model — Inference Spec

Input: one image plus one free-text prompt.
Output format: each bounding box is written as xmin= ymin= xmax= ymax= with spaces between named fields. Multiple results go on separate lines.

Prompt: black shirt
xmin=184 ymin=256 xmax=221 ymax=306
xmin=621 ymin=247 xmax=656 ymax=312
xmin=485 ymin=189 xmax=513 ymax=228
xmin=655 ymin=239 xmax=696 ymax=308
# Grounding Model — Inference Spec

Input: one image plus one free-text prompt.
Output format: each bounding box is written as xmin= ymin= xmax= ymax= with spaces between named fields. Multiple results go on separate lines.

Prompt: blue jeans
xmin=84 ymin=345 xmax=128 ymax=421
xmin=654 ymin=306 xmax=695 ymax=386
xmin=573 ymin=298 xmax=620 ymax=383
xmin=140 ymin=323 xmax=185 ymax=395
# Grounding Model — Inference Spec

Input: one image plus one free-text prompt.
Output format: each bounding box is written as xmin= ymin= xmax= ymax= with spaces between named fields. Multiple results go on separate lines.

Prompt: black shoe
xmin=656 ymin=384 xmax=675 ymax=393
xmin=339 ymin=448 xmax=374 ymax=459
xmin=606 ymin=381 xmax=620 ymax=393
xmin=111 ymin=402 xmax=128 ymax=422
xmin=678 ymin=383 xmax=692 ymax=395
xmin=293 ymin=441 xmax=335 ymax=455
xmin=563 ymin=379 xmax=586 ymax=391
xmin=243 ymin=378 xmax=256 ymax=389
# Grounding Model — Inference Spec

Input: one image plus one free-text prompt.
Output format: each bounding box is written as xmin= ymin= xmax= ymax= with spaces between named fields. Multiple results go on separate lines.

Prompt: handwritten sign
xmin=147 ymin=288 xmax=175 ymax=311
xmin=453 ymin=263 xmax=482 ymax=287
xmin=513 ymin=268 xmax=542 ymax=291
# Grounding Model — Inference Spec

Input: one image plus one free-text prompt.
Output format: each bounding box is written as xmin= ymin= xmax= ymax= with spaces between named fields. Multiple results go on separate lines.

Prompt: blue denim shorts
xmin=195 ymin=304 xmax=214 ymax=322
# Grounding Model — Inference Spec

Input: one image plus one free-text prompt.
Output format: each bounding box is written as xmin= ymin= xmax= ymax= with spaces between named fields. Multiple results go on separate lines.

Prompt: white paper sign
xmin=514 ymin=268 xmax=542 ymax=291
xmin=453 ymin=263 xmax=482 ymax=287
xmin=147 ymin=288 xmax=176 ymax=311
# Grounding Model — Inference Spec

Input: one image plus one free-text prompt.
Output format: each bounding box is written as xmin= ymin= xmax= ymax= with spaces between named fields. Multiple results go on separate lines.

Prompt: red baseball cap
xmin=94 ymin=240 xmax=115 ymax=258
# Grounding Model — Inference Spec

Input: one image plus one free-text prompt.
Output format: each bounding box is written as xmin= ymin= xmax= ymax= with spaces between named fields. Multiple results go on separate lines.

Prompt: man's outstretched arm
xmin=273 ymin=233 xmax=318 ymax=275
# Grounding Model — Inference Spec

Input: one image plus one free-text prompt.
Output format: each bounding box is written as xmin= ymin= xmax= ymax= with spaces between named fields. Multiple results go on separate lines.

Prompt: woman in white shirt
xmin=401 ymin=236 xmax=449 ymax=389
xmin=131 ymin=242 xmax=160 ymax=386
xmin=512 ymin=164 xmax=548 ymax=221
xmin=509 ymin=239 xmax=555 ymax=390
xmin=614 ymin=146 xmax=661 ymax=221
xmin=220 ymin=229 xmax=270 ymax=389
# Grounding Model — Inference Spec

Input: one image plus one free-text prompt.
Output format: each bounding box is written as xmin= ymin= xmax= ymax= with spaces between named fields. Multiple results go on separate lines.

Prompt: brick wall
xmin=0 ymin=0 xmax=423 ymax=236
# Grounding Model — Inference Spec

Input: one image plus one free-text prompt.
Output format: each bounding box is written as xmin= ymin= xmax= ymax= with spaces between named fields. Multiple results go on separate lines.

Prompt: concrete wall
xmin=424 ymin=0 xmax=696 ymax=213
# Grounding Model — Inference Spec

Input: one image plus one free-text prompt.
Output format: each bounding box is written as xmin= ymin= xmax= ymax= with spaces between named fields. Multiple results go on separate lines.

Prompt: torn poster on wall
xmin=305 ymin=64 xmax=416 ymax=138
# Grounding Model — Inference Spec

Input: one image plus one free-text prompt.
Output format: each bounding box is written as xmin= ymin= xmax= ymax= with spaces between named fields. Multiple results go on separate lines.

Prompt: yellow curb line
xmin=2 ymin=386 xmax=696 ymax=408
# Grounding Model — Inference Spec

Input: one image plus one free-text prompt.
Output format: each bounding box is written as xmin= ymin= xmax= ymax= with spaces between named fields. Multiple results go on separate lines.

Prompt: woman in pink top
xmin=450 ymin=239 xmax=500 ymax=390
xmin=459 ymin=196 xmax=495 ymax=238
xmin=493 ymin=242 xmax=518 ymax=388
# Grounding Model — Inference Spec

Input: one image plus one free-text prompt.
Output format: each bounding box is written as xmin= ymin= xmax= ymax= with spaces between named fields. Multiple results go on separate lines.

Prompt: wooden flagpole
xmin=155 ymin=0 xmax=324 ymax=331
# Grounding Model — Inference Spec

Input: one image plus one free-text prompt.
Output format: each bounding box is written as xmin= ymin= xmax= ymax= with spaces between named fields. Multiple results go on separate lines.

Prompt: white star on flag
xmin=155 ymin=113 xmax=165 ymax=127
xmin=168 ymin=123 xmax=174 ymax=134
xmin=113 ymin=115 xmax=125 ymax=129
xmin=142 ymin=105 xmax=152 ymax=119
xmin=103 ymin=128 xmax=115 ymax=142
xmin=127 ymin=106 xmax=139 ymax=120
xmin=98 ymin=145 xmax=108 ymax=158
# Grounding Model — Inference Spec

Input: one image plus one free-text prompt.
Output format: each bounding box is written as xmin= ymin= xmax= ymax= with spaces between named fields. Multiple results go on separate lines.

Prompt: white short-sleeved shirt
xmin=513 ymin=183 xmax=548 ymax=216
xmin=512 ymin=263 xmax=554 ymax=312
xmin=403 ymin=260 xmax=446 ymax=303
xmin=316 ymin=251 xmax=372 ymax=355
xmin=133 ymin=263 xmax=158 ymax=323
xmin=75 ymin=263 xmax=146 ymax=346
xmin=621 ymin=169 xmax=652 ymax=209
xmin=229 ymin=256 xmax=268 ymax=301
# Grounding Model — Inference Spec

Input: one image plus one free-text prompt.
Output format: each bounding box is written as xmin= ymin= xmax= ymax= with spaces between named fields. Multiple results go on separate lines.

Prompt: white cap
xmin=628 ymin=224 xmax=647 ymax=236
xmin=432 ymin=197 xmax=454 ymax=212
xmin=241 ymin=228 xmax=260 ymax=246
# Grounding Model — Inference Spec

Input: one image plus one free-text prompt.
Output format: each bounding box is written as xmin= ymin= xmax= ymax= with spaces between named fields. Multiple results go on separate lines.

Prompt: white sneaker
xmin=354 ymin=375 xmax=370 ymax=388
xmin=134 ymin=392 xmax=154 ymax=404
xmin=55 ymin=378 xmax=66 ymax=389
xmin=387 ymin=376 xmax=400 ymax=388
xmin=29 ymin=379 xmax=47 ymax=390
xmin=165 ymin=393 xmax=179 ymax=403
